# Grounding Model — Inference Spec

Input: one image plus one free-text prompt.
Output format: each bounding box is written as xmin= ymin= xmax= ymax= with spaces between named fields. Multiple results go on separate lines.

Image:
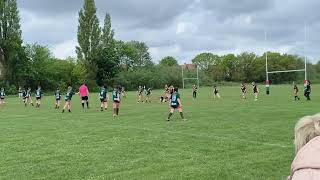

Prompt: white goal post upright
xmin=265 ymin=25 xmax=308 ymax=93
xmin=182 ymin=65 xmax=200 ymax=89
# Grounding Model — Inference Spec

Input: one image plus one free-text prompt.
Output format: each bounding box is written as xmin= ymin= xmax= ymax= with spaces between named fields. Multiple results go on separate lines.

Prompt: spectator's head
xmin=295 ymin=114 xmax=320 ymax=153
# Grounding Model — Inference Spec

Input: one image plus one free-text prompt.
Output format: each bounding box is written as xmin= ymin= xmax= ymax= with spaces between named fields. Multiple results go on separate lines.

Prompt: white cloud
xmin=51 ymin=40 xmax=77 ymax=59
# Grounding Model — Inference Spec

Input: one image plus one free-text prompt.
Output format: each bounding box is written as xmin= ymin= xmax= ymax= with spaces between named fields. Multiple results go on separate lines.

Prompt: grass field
xmin=0 ymin=85 xmax=319 ymax=180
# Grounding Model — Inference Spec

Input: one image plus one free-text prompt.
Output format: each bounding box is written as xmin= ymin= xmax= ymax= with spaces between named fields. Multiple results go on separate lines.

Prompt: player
xmin=213 ymin=85 xmax=220 ymax=99
xmin=0 ymin=87 xmax=5 ymax=105
xmin=192 ymin=84 xmax=198 ymax=100
xmin=18 ymin=86 xmax=23 ymax=99
xmin=35 ymin=86 xmax=44 ymax=108
xmin=137 ymin=86 xmax=144 ymax=103
xmin=99 ymin=85 xmax=108 ymax=111
xmin=304 ymin=80 xmax=311 ymax=101
xmin=62 ymin=86 xmax=75 ymax=113
xmin=145 ymin=87 xmax=152 ymax=103
xmin=24 ymin=87 xmax=34 ymax=107
xmin=54 ymin=88 xmax=62 ymax=109
xmin=79 ymin=82 xmax=89 ymax=109
xmin=112 ymin=86 xmax=121 ymax=117
xmin=293 ymin=83 xmax=300 ymax=101
xmin=241 ymin=83 xmax=247 ymax=99
xmin=252 ymin=82 xmax=259 ymax=101
xmin=167 ymin=87 xmax=186 ymax=121
xmin=164 ymin=84 xmax=170 ymax=102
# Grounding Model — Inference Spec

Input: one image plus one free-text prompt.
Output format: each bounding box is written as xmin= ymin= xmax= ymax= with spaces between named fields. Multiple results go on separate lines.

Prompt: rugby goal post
xmin=264 ymin=25 xmax=308 ymax=94
xmin=181 ymin=64 xmax=200 ymax=89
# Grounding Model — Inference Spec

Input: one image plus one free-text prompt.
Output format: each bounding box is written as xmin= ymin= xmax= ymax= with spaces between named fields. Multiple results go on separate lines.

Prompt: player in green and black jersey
xmin=192 ymin=85 xmax=198 ymax=100
xmin=35 ymin=86 xmax=44 ymax=108
xmin=54 ymin=88 xmax=62 ymax=109
xmin=62 ymin=86 xmax=75 ymax=113
xmin=167 ymin=87 xmax=186 ymax=121
xmin=0 ymin=87 xmax=6 ymax=105
xmin=241 ymin=83 xmax=247 ymax=100
xmin=137 ymin=86 xmax=144 ymax=103
xmin=112 ymin=86 xmax=121 ymax=117
xmin=24 ymin=87 xmax=34 ymax=107
xmin=145 ymin=87 xmax=152 ymax=103
xmin=99 ymin=85 xmax=108 ymax=111
xmin=304 ymin=80 xmax=311 ymax=101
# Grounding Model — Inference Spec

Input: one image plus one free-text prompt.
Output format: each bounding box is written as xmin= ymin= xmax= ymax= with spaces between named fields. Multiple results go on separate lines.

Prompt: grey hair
xmin=295 ymin=114 xmax=320 ymax=153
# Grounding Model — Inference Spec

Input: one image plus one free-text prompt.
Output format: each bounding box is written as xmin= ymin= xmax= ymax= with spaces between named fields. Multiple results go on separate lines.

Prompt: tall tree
xmin=0 ymin=0 xmax=23 ymax=83
xmin=96 ymin=13 xmax=119 ymax=85
xmin=76 ymin=0 xmax=101 ymax=78
xmin=159 ymin=56 xmax=178 ymax=67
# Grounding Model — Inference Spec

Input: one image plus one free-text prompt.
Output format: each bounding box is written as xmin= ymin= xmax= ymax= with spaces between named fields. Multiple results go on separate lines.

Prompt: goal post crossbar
xmin=181 ymin=65 xmax=200 ymax=89
xmin=267 ymin=69 xmax=306 ymax=74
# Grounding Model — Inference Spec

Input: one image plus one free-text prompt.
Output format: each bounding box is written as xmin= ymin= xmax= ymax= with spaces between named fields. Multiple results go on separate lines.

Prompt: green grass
xmin=0 ymin=85 xmax=318 ymax=180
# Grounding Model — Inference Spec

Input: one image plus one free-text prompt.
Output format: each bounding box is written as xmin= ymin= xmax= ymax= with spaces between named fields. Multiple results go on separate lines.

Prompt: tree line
xmin=1 ymin=0 xmax=320 ymax=94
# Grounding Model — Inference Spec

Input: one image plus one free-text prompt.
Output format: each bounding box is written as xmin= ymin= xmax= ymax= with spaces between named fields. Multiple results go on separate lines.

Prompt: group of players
xmin=0 ymin=80 xmax=313 ymax=121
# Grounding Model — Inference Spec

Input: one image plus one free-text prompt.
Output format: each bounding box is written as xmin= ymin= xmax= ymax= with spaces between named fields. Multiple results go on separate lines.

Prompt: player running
xmin=145 ymin=87 xmax=152 ymax=103
xmin=35 ymin=86 xmax=44 ymax=108
xmin=167 ymin=87 xmax=186 ymax=121
xmin=62 ymin=86 xmax=75 ymax=113
xmin=54 ymin=88 xmax=62 ymax=109
xmin=112 ymin=86 xmax=121 ymax=117
xmin=192 ymin=84 xmax=198 ymax=100
xmin=24 ymin=87 xmax=34 ymax=107
xmin=304 ymin=80 xmax=311 ymax=101
xmin=18 ymin=86 xmax=23 ymax=99
xmin=241 ymin=83 xmax=247 ymax=99
xmin=137 ymin=86 xmax=144 ymax=103
xmin=121 ymin=87 xmax=126 ymax=99
xmin=79 ymin=82 xmax=89 ymax=109
xmin=213 ymin=85 xmax=221 ymax=99
xmin=252 ymin=82 xmax=259 ymax=101
xmin=99 ymin=85 xmax=108 ymax=111
xmin=0 ymin=87 xmax=5 ymax=105
xmin=293 ymin=83 xmax=300 ymax=101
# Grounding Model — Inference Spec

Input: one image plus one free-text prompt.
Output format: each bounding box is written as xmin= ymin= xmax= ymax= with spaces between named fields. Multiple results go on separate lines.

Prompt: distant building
xmin=181 ymin=63 xmax=196 ymax=70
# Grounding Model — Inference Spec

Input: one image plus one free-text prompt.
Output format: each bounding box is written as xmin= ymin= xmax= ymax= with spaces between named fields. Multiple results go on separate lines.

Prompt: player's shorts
xmin=113 ymin=100 xmax=120 ymax=103
xmin=0 ymin=97 xmax=4 ymax=100
xmin=36 ymin=97 xmax=41 ymax=100
xmin=171 ymin=105 xmax=181 ymax=109
xmin=65 ymin=99 xmax=71 ymax=102
xmin=81 ymin=96 xmax=88 ymax=101
xmin=100 ymin=98 xmax=107 ymax=102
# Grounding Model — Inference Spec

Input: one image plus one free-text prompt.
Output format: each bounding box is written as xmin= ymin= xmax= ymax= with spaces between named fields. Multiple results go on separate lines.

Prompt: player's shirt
xmin=99 ymin=88 xmax=108 ymax=100
xmin=26 ymin=90 xmax=32 ymax=98
xmin=253 ymin=85 xmax=258 ymax=93
xmin=294 ymin=86 xmax=299 ymax=93
xmin=305 ymin=85 xmax=311 ymax=93
xmin=170 ymin=92 xmax=180 ymax=107
xmin=146 ymin=88 xmax=151 ymax=95
xmin=35 ymin=89 xmax=43 ymax=98
xmin=55 ymin=90 xmax=61 ymax=100
xmin=112 ymin=90 xmax=120 ymax=102
xmin=65 ymin=90 xmax=75 ymax=101
xmin=214 ymin=88 xmax=219 ymax=94
xmin=193 ymin=87 xmax=198 ymax=93
xmin=18 ymin=88 xmax=22 ymax=93
xmin=241 ymin=86 xmax=246 ymax=93
xmin=0 ymin=91 xmax=5 ymax=99
xmin=22 ymin=90 xmax=27 ymax=99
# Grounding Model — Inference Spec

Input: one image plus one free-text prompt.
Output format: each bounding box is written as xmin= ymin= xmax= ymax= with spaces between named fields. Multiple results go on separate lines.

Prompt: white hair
xmin=295 ymin=113 xmax=320 ymax=153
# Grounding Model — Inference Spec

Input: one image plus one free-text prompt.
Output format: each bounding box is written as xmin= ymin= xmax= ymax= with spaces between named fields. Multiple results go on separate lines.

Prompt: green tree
xmin=192 ymin=53 xmax=219 ymax=72
xmin=0 ymin=0 xmax=23 ymax=83
xmin=96 ymin=13 xmax=119 ymax=85
xmin=159 ymin=56 xmax=178 ymax=67
xmin=76 ymin=0 xmax=101 ymax=78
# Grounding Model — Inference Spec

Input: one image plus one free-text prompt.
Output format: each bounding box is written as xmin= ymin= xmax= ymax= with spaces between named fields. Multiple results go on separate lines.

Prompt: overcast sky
xmin=17 ymin=0 xmax=320 ymax=63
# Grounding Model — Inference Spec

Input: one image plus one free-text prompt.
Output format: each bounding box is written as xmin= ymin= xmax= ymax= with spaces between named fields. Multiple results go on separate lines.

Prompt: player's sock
xmin=62 ymin=109 xmax=65 ymax=113
xmin=31 ymin=103 xmax=34 ymax=106
xmin=116 ymin=108 xmax=119 ymax=115
xmin=82 ymin=103 xmax=84 ymax=108
xmin=167 ymin=113 xmax=173 ymax=121
xmin=101 ymin=107 xmax=103 ymax=111
xmin=86 ymin=102 xmax=89 ymax=108
xmin=68 ymin=109 xmax=71 ymax=113
xmin=180 ymin=112 xmax=185 ymax=119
